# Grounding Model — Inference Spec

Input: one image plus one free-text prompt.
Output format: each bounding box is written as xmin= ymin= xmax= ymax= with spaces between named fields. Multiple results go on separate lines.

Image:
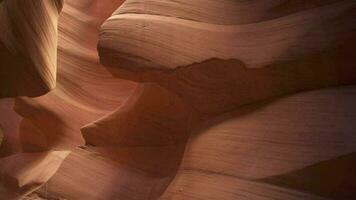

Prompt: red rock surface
xmin=0 ymin=0 xmax=355 ymax=199
xmin=0 ymin=0 xmax=63 ymax=97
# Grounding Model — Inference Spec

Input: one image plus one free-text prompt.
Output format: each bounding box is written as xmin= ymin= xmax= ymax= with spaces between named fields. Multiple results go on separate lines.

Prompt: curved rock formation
xmin=0 ymin=0 xmax=63 ymax=97
xmin=97 ymin=0 xmax=356 ymax=118
xmin=93 ymin=0 xmax=356 ymax=147
xmin=0 ymin=0 xmax=131 ymax=198
xmin=0 ymin=0 xmax=355 ymax=199
xmin=89 ymin=0 xmax=356 ymax=199
xmin=99 ymin=0 xmax=356 ymax=69
xmin=161 ymin=85 xmax=356 ymax=199
xmin=34 ymin=85 xmax=356 ymax=200
xmin=0 ymin=151 xmax=70 ymax=199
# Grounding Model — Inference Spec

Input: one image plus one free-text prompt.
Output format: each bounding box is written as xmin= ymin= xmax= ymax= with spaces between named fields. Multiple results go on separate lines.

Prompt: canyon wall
xmin=0 ymin=0 xmax=63 ymax=97
xmin=0 ymin=0 xmax=355 ymax=199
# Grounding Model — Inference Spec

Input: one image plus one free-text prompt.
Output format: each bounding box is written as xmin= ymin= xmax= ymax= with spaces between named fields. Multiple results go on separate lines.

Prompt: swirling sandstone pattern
xmin=0 ymin=0 xmax=63 ymax=97
xmin=0 ymin=0 xmax=132 ymax=198
xmin=97 ymin=0 xmax=356 ymax=119
xmin=92 ymin=0 xmax=356 ymax=199
xmin=99 ymin=0 xmax=356 ymax=69
xmin=94 ymin=0 xmax=356 ymax=148
xmin=0 ymin=0 xmax=355 ymax=199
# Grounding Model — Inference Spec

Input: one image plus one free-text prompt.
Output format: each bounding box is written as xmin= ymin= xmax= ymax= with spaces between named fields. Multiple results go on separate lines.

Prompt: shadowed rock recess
xmin=0 ymin=0 xmax=63 ymax=97
xmin=0 ymin=0 xmax=356 ymax=199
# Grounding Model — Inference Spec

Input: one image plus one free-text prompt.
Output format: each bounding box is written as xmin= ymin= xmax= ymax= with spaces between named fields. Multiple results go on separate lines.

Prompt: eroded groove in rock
xmin=116 ymin=0 xmax=342 ymax=25
xmin=260 ymin=152 xmax=356 ymax=199
xmin=93 ymin=1 xmax=356 ymax=199
xmin=14 ymin=97 xmax=84 ymax=152
xmin=0 ymin=1 xmax=69 ymax=198
xmin=99 ymin=0 xmax=356 ymax=70
xmin=0 ymin=151 xmax=70 ymax=200
xmin=99 ymin=0 xmax=356 ymax=119
xmin=0 ymin=0 xmax=355 ymax=199
xmin=161 ymin=171 xmax=328 ymax=200
xmin=0 ymin=0 xmax=63 ymax=98
xmin=100 ymin=39 xmax=356 ymax=118
xmin=82 ymin=83 xmax=199 ymax=147
xmin=162 ymin=85 xmax=356 ymax=199
xmin=0 ymin=0 xmax=136 ymax=199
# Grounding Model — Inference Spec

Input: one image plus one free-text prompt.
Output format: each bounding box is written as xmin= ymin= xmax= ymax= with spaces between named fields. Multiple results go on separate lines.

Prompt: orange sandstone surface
xmin=0 ymin=0 xmax=355 ymax=199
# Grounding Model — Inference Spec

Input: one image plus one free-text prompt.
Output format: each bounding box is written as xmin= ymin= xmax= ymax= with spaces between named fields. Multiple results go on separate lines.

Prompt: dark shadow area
xmin=259 ymin=152 xmax=356 ymax=200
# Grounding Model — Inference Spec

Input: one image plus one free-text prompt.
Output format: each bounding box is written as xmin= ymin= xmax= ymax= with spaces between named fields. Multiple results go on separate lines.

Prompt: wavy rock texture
xmin=0 ymin=0 xmax=355 ymax=200
xmin=22 ymin=85 xmax=354 ymax=200
xmin=99 ymin=0 xmax=356 ymax=69
xmin=98 ymin=0 xmax=356 ymax=117
xmin=161 ymin=85 xmax=356 ymax=200
xmin=0 ymin=151 xmax=70 ymax=199
xmin=94 ymin=0 xmax=356 ymax=150
xmin=0 ymin=0 xmax=63 ymax=97
xmin=93 ymin=0 xmax=356 ymax=199
xmin=0 ymin=0 xmax=133 ymax=198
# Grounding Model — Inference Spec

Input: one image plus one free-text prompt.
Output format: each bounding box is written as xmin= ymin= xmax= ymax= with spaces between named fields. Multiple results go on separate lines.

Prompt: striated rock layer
xmin=94 ymin=0 xmax=356 ymax=146
xmin=92 ymin=0 xmax=356 ymax=199
xmin=0 ymin=0 xmax=132 ymax=198
xmin=0 ymin=0 xmax=63 ymax=97
xmin=0 ymin=0 xmax=355 ymax=199
xmin=99 ymin=0 xmax=356 ymax=69
xmin=97 ymin=0 xmax=356 ymax=120
xmin=29 ymin=85 xmax=356 ymax=200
